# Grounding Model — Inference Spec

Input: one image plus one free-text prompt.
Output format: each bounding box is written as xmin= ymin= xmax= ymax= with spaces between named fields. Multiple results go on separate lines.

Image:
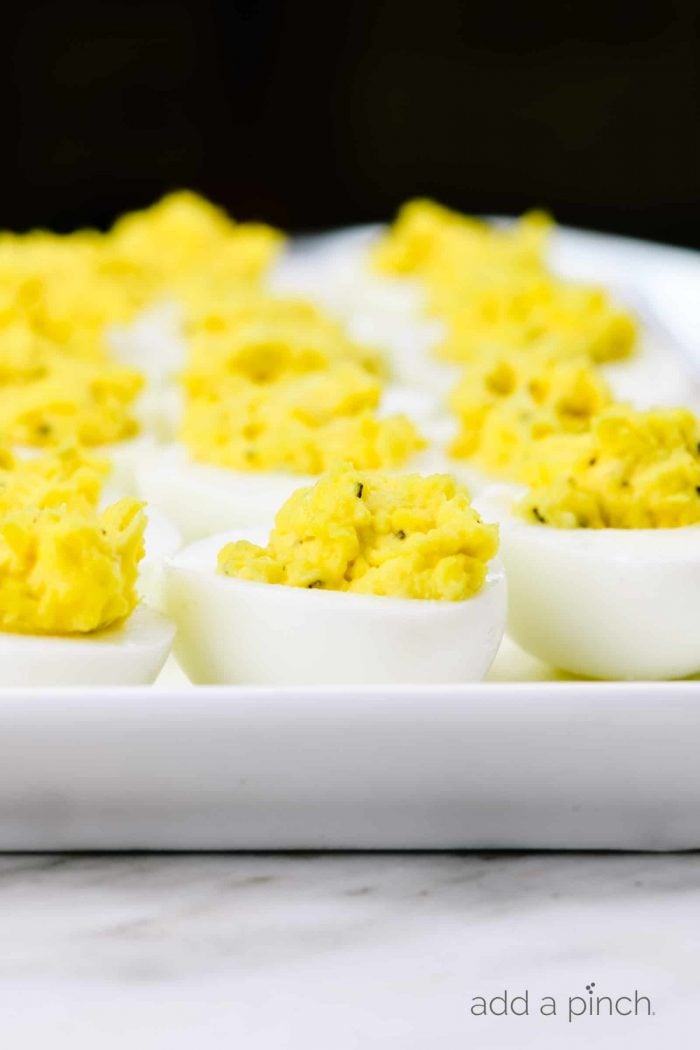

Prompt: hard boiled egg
xmin=0 ymin=604 xmax=175 ymax=687
xmin=478 ymin=488 xmax=700 ymax=680
xmin=165 ymin=529 xmax=506 ymax=686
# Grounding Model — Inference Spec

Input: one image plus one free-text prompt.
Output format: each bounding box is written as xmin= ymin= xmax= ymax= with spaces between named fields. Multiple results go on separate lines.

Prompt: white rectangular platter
xmin=3 ymin=223 xmax=700 ymax=851
xmin=1 ymin=675 xmax=699 ymax=850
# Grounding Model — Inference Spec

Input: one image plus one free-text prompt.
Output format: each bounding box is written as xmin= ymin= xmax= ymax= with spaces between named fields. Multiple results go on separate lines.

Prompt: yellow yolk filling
xmin=0 ymin=192 xmax=283 ymax=450
xmin=185 ymin=294 xmax=385 ymax=386
xmin=0 ymin=496 xmax=146 ymax=635
xmin=182 ymin=364 xmax=424 ymax=474
xmin=373 ymin=198 xmax=550 ymax=283
xmin=0 ymin=445 xmax=107 ymax=513
xmin=518 ymin=407 xmax=700 ymax=529
xmin=0 ymin=231 xmax=136 ymax=353
xmin=106 ymin=191 xmax=283 ymax=308
xmin=435 ymin=281 xmax=636 ymax=366
xmin=0 ymin=191 xmax=282 ymax=338
xmin=373 ymin=199 xmax=636 ymax=366
xmin=0 ymin=446 xmax=145 ymax=634
xmin=0 ymin=356 xmax=143 ymax=447
xmin=218 ymin=465 xmax=498 ymax=601
xmin=181 ymin=292 xmax=419 ymax=474
xmin=449 ymin=351 xmax=612 ymax=478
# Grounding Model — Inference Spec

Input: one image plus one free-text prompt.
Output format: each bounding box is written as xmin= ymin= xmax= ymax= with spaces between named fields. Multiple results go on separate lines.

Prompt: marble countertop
xmin=0 ymin=851 xmax=696 ymax=1048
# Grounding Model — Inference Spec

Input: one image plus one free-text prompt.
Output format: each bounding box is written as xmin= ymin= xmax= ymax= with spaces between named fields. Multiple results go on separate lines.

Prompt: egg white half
xmin=165 ymin=529 xmax=507 ymax=686
xmin=0 ymin=604 xmax=175 ymax=687
xmin=480 ymin=489 xmax=700 ymax=680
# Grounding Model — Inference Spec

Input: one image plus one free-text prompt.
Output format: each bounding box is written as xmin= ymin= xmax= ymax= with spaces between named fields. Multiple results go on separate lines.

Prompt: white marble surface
xmin=0 ymin=851 xmax=696 ymax=1048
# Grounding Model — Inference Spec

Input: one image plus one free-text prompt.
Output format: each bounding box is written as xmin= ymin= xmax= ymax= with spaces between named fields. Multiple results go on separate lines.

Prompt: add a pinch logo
xmin=470 ymin=982 xmax=655 ymax=1022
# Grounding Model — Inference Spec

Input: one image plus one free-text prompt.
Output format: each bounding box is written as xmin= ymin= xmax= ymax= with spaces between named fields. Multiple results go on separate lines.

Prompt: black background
xmin=2 ymin=0 xmax=699 ymax=245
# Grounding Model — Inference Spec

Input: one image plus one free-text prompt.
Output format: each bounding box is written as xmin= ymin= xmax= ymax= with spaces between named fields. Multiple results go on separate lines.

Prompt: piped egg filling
xmin=373 ymin=199 xmax=636 ymax=367
xmin=517 ymin=406 xmax=700 ymax=529
xmin=0 ymin=232 xmax=138 ymax=351
xmin=0 ymin=444 xmax=107 ymax=512
xmin=0 ymin=192 xmax=285 ymax=453
xmin=448 ymin=349 xmax=612 ymax=479
xmin=178 ymin=291 xmax=426 ymax=476
xmin=106 ymin=191 xmax=284 ymax=312
xmin=218 ymin=464 xmax=498 ymax=601
xmin=0 ymin=354 xmax=144 ymax=448
xmin=185 ymin=294 xmax=386 ymax=382
xmin=373 ymin=199 xmax=550 ymax=291
xmin=0 ymin=444 xmax=159 ymax=636
xmin=0 ymin=496 xmax=145 ymax=635
xmin=182 ymin=364 xmax=425 ymax=474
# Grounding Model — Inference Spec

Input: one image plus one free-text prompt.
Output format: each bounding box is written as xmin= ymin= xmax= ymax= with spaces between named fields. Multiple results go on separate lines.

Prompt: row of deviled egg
xmin=0 ymin=444 xmax=509 ymax=687
xmin=7 ymin=420 xmax=698 ymax=687
xmin=0 ymin=192 xmax=698 ymax=685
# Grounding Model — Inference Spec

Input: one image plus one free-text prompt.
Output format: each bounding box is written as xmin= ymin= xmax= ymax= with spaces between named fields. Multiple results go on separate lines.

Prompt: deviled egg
xmin=166 ymin=465 xmax=506 ymax=685
xmin=479 ymin=407 xmax=700 ymax=680
xmin=136 ymin=353 xmax=431 ymax=538
xmin=0 ymin=446 xmax=175 ymax=685
xmin=444 ymin=347 xmax=612 ymax=498
xmin=0 ymin=345 xmax=154 ymax=497
xmin=7 ymin=444 xmax=180 ymax=607
xmin=373 ymin=199 xmax=637 ymax=369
